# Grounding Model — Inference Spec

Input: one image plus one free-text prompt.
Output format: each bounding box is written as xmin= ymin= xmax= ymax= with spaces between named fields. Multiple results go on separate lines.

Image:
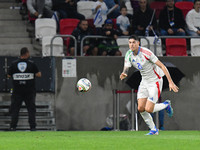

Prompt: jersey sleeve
xmin=149 ymin=51 xmax=158 ymax=64
xmin=124 ymin=51 xmax=132 ymax=67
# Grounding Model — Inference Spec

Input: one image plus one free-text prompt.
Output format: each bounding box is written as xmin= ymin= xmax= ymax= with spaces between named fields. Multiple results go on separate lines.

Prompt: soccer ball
xmin=77 ymin=78 xmax=92 ymax=92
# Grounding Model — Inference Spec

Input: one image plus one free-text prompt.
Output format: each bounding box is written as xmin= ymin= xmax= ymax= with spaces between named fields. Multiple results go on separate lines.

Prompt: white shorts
xmin=137 ymin=78 xmax=163 ymax=104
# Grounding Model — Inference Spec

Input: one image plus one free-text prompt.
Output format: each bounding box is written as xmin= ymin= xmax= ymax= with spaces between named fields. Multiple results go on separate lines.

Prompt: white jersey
xmin=116 ymin=15 xmax=130 ymax=32
xmin=124 ymin=46 xmax=165 ymax=82
xmin=92 ymin=1 xmax=108 ymax=28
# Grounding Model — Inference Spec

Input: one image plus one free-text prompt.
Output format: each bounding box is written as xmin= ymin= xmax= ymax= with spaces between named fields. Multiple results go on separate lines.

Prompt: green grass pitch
xmin=0 ymin=131 xmax=200 ymax=150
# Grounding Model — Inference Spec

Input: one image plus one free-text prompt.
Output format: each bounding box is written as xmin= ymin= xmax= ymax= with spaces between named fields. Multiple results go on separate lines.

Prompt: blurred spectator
xmin=185 ymin=0 xmax=200 ymax=36
xmin=69 ymin=20 xmax=98 ymax=56
xmin=116 ymin=6 xmax=130 ymax=36
xmin=175 ymin=0 xmax=194 ymax=2
xmin=97 ymin=19 xmax=121 ymax=56
xmin=27 ymin=0 xmax=57 ymax=18
xmin=159 ymin=0 xmax=186 ymax=36
xmin=132 ymin=0 xmax=159 ymax=36
xmin=92 ymin=0 xmax=108 ymax=32
xmin=104 ymin=0 xmax=121 ymax=18
xmin=130 ymin=0 xmax=140 ymax=12
xmin=52 ymin=0 xmax=85 ymax=20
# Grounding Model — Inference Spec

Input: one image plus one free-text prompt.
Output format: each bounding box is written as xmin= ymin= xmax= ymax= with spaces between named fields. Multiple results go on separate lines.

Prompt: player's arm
xmin=120 ymin=66 xmax=129 ymax=80
xmin=155 ymin=60 xmax=179 ymax=92
xmin=7 ymin=74 xmax=11 ymax=78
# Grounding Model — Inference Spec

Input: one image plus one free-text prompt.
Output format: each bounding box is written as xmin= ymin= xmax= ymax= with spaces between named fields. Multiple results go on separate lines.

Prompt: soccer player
xmin=120 ymin=35 xmax=179 ymax=135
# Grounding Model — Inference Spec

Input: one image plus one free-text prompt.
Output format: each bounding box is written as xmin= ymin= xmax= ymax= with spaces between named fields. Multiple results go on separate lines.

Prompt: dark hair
xmin=129 ymin=35 xmax=140 ymax=41
xmin=120 ymin=6 xmax=127 ymax=11
xmin=194 ymin=0 xmax=200 ymax=4
xmin=79 ymin=19 xmax=88 ymax=24
xmin=20 ymin=47 xmax=29 ymax=56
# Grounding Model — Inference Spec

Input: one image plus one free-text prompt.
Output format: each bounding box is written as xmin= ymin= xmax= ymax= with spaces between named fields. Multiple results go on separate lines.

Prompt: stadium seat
xmin=140 ymin=37 xmax=163 ymax=56
xmin=150 ymin=2 xmax=166 ymax=20
xmin=111 ymin=18 xmax=117 ymax=29
xmin=77 ymin=1 xmax=95 ymax=19
xmin=190 ymin=38 xmax=200 ymax=56
xmin=59 ymin=19 xmax=80 ymax=55
xmin=60 ymin=19 xmax=80 ymax=35
xmin=42 ymin=36 xmax=64 ymax=56
xmin=117 ymin=38 xmax=129 ymax=56
xmin=175 ymin=2 xmax=194 ymax=19
xmin=125 ymin=1 xmax=134 ymax=15
xmin=165 ymin=38 xmax=187 ymax=56
xmin=35 ymin=18 xmax=56 ymax=40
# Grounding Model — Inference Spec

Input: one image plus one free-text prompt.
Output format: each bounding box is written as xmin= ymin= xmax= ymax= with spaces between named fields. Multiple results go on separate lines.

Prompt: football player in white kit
xmin=120 ymin=35 xmax=179 ymax=135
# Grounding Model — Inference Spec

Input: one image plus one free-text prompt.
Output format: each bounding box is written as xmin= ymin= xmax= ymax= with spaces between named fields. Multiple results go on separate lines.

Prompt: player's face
xmin=166 ymin=0 xmax=174 ymax=8
xmin=139 ymin=0 xmax=147 ymax=10
xmin=129 ymin=39 xmax=139 ymax=52
xmin=194 ymin=1 xmax=200 ymax=12
xmin=80 ymin=21 xmax=88 ymax=31
xmin=120 ymin=8 xmax=127 ymax=16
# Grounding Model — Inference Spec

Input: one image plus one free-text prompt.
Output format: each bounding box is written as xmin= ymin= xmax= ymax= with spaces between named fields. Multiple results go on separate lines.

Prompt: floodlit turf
xmin=0 ymin=131 xmax=200 ymax=150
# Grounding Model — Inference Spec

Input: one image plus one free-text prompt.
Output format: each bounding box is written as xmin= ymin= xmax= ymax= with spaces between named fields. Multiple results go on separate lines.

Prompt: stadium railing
xmin=50 ymin=35 xmax=77 ymax=56
xmin=80 ymin=36 xmax=150 ymax=56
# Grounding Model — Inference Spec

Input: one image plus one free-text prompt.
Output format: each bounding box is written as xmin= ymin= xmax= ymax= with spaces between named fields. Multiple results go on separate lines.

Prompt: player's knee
xmin=145 ymin=107 xmax=153 ymax=113
xmin=138 ymin=106 xmax=145 ymax=112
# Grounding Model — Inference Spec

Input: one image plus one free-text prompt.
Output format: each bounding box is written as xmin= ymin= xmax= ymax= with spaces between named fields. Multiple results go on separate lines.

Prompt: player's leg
xmin=137 ymin=83 xmax=158 ymax=135
xmin=150 ymin=79 xmax=173 ymax=117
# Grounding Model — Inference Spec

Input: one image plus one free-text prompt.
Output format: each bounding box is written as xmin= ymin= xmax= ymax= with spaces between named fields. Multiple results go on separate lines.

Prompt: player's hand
xmin=96 ymin=5 xmax=101 ymax=10
xmin=178 ymin=28 xmax=185 ymax=33
xmin=167 ymin=28 xmax=174 ymax=34
xmin=106 ymin=31 xmax=111 ymax=35
xmin=120 ymin=73 xmax=127 ymax=80
xmin=138 ymin=25 xmax=144 ymax=30
xmin=169 ymin=82 xmax=179 ymax=92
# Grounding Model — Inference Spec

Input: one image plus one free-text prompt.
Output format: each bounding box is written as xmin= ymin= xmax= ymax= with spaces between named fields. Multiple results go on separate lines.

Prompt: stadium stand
xmin=140 ymin=36 xmax=163 ymax=56
xmin=42 ymin=36 xmax=64 ymax=56
xmin=150 ymin=1 xmax=166 ymax=20
xmin=125 ymin=1 xmax=134 ymax=15
xmin=190 ymin=38 xmax=200 ymax=56
xmin=165 ymin=38 xmax=188 ymax=56
xmin=175 ymin=1 xmax=194 ymax=19
xmin=35 ymin=18 xmax=57 ymax=40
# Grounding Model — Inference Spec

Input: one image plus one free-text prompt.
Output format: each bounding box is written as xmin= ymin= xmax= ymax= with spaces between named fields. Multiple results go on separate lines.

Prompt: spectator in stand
xmin=130 ymin=0 xmax=140 ymax=11
xmin=69 ymin=20 xmax=98 ymax=56
xmin=175 ymin=0 xmax=194 ymax=2
xmin=116 ymin=6 xmax=130 ymax=36
xmin=159 ymin=0 xmax=186 ymax=36
xmin=52 ymin=0 xmax=85 ymax=20
xmin=98 ymin=19 xmax=121 ymax=56
xmin=104 ymin=0 xmax=121 ymax=19
xmin=27 ymin=0 xmax=58 ymax=18
xmin=185 ymin=0 xmax=200 ymax=36
xmin=92 ymin=0 xmax=108 ymax=32
xmin=132 ymin=0 xmax=159 ymax=36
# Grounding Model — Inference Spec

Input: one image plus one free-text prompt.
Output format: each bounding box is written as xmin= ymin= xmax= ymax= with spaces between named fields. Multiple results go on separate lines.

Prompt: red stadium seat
xmin=165 ymin=38 xmax=187 ymax=56
xmin=175 ymin=2 xmax=194 ymax=19
xmin=150 ymin=2 xmax=166 ymax=20
xmin=111 ymin=18 xmax=117 ymax=29
xmin=87 ymin=19 xmax=96 ymax=34
xmin=59 ymin=19 xmax=80 ymax=35
xmin=59 ymin=19 xmax=80 ymax=55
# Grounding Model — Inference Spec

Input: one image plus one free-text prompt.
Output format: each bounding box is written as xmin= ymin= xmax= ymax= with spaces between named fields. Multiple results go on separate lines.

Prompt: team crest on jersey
xmin=18 ymin=62 xmax=27 ymax=72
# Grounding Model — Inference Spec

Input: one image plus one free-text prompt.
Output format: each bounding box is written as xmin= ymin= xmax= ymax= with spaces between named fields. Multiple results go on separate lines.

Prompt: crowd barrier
xmin=49 ymin=35 xmax=200 ymax=57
